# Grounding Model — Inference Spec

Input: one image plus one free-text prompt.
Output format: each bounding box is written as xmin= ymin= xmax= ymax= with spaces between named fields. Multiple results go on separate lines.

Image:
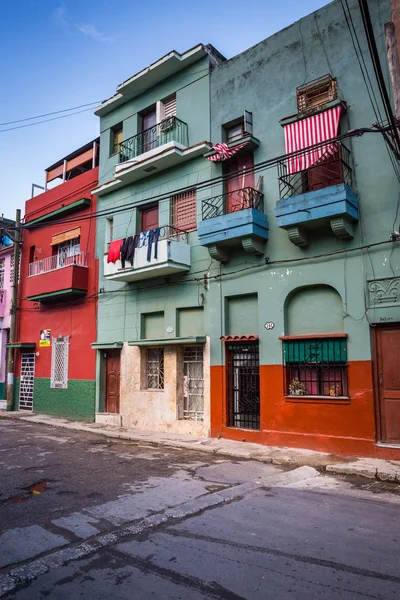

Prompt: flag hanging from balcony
xmin=206 ymin=142 xmax=249 ymax=162
xmin=284 ymin=106 xmax=342 ymax=174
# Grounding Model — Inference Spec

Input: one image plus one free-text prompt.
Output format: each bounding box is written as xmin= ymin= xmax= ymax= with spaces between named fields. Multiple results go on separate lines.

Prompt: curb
xmin=1 ymin=412 xmax=399 ymax=484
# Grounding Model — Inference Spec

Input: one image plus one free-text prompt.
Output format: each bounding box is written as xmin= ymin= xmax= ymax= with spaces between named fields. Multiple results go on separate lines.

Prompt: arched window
xmin=282 ymin=286 xmax=348 ymax=398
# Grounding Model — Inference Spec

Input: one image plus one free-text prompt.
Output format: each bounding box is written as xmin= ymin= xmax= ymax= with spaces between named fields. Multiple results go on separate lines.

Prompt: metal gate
xmin=227 ymin=342 xmax=260 ymax=430
xmin=183 ymin=347 xmax=204 ymax=421
xmin=19 ymin=353 xmax=35 ymax=411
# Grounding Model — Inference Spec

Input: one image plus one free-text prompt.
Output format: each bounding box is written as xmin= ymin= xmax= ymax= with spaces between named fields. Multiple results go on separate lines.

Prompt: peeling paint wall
xmin=119 ymin=339 xmax=210 ymax=436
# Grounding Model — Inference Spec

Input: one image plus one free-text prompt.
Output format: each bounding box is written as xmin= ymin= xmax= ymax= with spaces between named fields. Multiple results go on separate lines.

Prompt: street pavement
xmin=0 ymin=419 xmax=399 ymax=599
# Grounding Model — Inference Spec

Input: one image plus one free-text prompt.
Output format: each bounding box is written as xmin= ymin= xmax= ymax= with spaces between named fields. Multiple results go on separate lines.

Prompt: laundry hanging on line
xmin=107 ymin=239 xmax=124 ymax=263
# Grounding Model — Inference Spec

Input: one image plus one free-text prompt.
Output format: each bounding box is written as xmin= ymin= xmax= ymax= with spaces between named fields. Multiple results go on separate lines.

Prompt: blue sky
xmin=0 ymin=0 xmax=328 ymax=217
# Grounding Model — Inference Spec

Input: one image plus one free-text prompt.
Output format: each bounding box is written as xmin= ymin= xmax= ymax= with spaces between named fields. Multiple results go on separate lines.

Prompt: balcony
xmin=275 ymin=142 xmax=359 ymax=247
xmin=119 ymin=117 xmax=188 ymax=162
xmin=26 ymin=252 xmax=89 ymax=303
xmin=0 ymin=289 xmax=6 ymax=318
xmin=197 ymin=187 xmax=269 ymax=262
xmin=104 ymin=226 xmax=191 ymax=282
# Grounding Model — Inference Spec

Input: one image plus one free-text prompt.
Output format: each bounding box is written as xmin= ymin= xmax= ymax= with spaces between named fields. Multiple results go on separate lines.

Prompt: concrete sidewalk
xmin=2 ymin=411 xmax=400 ymax=483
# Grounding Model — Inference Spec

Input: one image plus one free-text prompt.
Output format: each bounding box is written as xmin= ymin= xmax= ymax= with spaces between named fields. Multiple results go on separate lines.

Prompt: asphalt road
xmin=0 ymin=419 xmax=399 ymax=599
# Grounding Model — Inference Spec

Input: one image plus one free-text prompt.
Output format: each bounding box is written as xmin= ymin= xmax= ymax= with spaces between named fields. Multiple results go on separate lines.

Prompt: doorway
xmin=226 ymin=342 xmax=260 ymax=430
xmin=224 ymin=154 xmax=255 ymax=213
xmin=19 ymin=353 xmax=35 ymax=411
xmin=374 ymin=325 xmax=400 ymax=445
xmin=104 ymin=350 xmax=120 ymax=414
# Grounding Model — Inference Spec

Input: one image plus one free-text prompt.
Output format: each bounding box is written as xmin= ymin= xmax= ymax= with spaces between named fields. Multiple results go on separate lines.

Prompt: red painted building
xmin=10 ymin=140 xmax=99 ymax=420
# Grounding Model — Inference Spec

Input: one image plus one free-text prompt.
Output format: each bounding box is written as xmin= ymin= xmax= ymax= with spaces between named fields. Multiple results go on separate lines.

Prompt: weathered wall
xmin=119 ymin=339 xmax=210 ymax=436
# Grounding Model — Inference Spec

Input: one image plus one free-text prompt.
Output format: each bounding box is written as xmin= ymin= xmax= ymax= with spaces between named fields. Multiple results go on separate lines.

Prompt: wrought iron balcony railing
xmin=119 ymin=117 xmax=189 ymax=163
xmin=201 ymin=187 xmax=264 ymax=221
xmin=28 ymin=251 xmax=88 ymax=277
xmin=277 ymin=141 xmax=353 ymax=200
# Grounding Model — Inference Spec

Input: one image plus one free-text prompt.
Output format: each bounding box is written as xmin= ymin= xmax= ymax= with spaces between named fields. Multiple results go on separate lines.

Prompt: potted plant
xmin=289 ymin=378 xmax=308 ymax=396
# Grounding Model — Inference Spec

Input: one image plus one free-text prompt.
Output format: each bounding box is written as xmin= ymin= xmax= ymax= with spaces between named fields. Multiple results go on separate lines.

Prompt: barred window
xmin=50 ymin=336 xmax=69 ymax=389
xmin=171 ymin=190 xmax=197 ymax=232
xmin=146 ymin=348 xmax=164 ymax=390
xmin=283 ymin=336 xmax=348 ymax=397
xmin=183 ymin=346 xmax=204 ymax=421
xmin=9 ymin=254 xmax=14 ymax=283
xmin=0 ymin=258 xmax=4 ymax=288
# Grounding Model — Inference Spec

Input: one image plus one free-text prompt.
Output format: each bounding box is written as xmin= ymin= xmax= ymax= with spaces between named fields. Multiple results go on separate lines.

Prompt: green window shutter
xmin=284 ymin=338 xmax=347 ymax=364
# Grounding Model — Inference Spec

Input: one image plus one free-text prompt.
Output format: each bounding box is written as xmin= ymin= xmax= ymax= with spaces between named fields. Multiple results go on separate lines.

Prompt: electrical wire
xmin=15 ymin=125 xmax=387 ymax=232
xmin=0 ymin=101 xmax=101 ymax=128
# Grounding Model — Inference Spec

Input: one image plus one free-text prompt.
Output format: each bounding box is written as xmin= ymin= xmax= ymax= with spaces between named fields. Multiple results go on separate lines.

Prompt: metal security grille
xmin=183 ymin=347 xmax=204 ymax=421
xmin=0 ymin=258 xmax=4 ymax=288
xmin=297 ymin=74 xmax=338 ymax=114
xmin=227 ymin=343 xmax=260 ymax=430
xmin=171 ymin=190 xmax=197 ymax=231
xmin=9 ymin=254 xmax=14 ymax=283
xmin=147 ymin=348 xmax=164 ymax=389
xmin=284 ymin=337 xmax=348 ymax=397
xmin=51 ymin=336 xmax=69 ymax=389
xmin=19 ymin=353 xmax=35 ymax=411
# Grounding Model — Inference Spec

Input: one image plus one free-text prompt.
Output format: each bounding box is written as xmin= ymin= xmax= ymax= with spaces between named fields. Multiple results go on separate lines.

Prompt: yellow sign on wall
xmin=39 ymin=330 xmax=51 ymax=347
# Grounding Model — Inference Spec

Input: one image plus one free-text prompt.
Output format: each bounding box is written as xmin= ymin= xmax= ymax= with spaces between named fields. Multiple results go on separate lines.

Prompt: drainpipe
xmin=6 ymin=209 xmax=21 ymax=411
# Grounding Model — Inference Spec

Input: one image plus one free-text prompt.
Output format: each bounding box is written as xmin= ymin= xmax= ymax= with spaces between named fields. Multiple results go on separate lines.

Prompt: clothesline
xmin=107 ymin=227 xmax=161 ymax=267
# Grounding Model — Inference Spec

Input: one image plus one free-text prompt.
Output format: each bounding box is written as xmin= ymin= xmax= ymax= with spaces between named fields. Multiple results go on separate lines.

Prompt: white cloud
xmin=78 ymin=23 xmax=112 ymax=43
xmin=52 ymin=5 xmax=112 ymax=43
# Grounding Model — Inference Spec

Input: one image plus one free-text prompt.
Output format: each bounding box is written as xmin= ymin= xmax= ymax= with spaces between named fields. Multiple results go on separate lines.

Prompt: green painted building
xmin=94 ymin=0 xmax=400 ymax=458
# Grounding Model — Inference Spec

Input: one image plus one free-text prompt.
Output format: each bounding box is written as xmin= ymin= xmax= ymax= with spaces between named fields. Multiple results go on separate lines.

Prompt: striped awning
xmin=206 ymin=142 xmax=249 ymax=162
xmin=284 ymin=106 xmax=342 ymax=174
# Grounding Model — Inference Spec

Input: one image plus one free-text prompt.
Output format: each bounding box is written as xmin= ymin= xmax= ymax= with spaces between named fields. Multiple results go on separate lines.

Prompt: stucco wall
xmin=119 ymin=339 xmax=210 ymax=436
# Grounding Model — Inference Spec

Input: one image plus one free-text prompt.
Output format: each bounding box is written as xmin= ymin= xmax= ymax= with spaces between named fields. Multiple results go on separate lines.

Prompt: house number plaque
xmin=264 ymin=321 xmax=275 ymax=330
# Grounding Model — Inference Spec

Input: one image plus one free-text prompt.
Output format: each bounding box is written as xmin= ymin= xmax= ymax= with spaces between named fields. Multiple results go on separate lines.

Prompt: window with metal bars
xmin=296 ymin=74 xmax=338 ymax=114
xmin=0 ymin=258 xmax=4 ymax=288
xmin=146 ymin=348 xmax=164 ymax=390
xmin=9 ymin=254 xmax=14 ymax=283
xmin=50 ymin=336 xmax=69 ymax=389
xmin=283 ymin=337 xmax=348 ymax=397
xmin=171 ymin=189 xmax=197 ymax=231
xmin=183 ymin=346 xmax=204 ymax=421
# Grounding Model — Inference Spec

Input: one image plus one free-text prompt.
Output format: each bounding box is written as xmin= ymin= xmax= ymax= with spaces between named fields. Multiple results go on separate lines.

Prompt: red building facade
xmin=11 ymin=141 xmax=99 ymax=420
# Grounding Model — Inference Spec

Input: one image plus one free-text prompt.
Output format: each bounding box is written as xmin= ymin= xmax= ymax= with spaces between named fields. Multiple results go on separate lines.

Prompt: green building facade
xmin=94 ymin=0 xmax=400 ymax=458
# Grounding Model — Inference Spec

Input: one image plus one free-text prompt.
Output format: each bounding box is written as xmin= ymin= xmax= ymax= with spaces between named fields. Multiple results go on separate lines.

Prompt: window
xmin=171 ymin=190 xmax=197 ymax=231
xmin=57 ymin=238 xmax=80 ymax=267
xmin=146 ymin=348 xmax=164 ymax=389
xmin=296 ymin=74 xmax=338 ymax=114
xmin=140 ymin=204 xmax=159 ymax=232
xmin=111 ymin=124 xmax=123 ymax=155
xmin=9 ymin=254 xmax=14 ymax=283
xmin=0 ymin=258 xmax=4 ymax=288
xmin=283 ymin=337 xmax=348 ymax=397
xmin=225 ymin=111 xmax=253 ymax=142
xmin=183 ymin=347 xmax=204 ymax=421
xmin=106 ymin=217 xmax=114 ymax=245
xmin=50 ymin=336 xmax=69 ymax=389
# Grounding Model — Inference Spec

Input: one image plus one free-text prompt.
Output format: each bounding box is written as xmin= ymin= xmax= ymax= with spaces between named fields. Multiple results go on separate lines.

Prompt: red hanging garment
xmin=107 ymin=239 xmax=124 ymax=263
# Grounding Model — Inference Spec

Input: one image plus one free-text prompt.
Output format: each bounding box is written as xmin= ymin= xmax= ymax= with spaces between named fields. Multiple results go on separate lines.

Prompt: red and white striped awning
xmin=206 ymin=142 xmax=249 ymax=162
xmin=284 ymin=106 xmax=342 ymax=174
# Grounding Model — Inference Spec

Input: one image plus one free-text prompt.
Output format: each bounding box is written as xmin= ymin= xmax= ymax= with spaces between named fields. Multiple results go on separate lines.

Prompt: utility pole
xmin=6 ymin=209 xmax=21 ymax=411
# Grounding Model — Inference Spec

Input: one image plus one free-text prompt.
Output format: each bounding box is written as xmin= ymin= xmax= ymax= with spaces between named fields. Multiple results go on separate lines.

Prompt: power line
xmin=0 ymin=101 xmax=101 ymax=128
xmin=16 ymin=124 xmax=388 ymax=232
xmin=0 ymin=107 xmax=97 ymax=134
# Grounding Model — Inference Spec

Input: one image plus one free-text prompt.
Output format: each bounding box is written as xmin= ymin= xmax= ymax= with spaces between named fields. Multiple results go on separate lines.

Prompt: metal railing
xmin=28 ymin=251 xmax=88 ymax=277
xmin=277 ymin=141 xmax=353 ymax=200
xmin=119 ymin=116 xmax=189 ymax=163
xmin=202 ymin=187 xmax=264 ymax=221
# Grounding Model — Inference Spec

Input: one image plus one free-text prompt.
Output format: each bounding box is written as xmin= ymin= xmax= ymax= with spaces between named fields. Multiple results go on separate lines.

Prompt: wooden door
xmin=141 ymin=204 xmax=159 ymax=232
xmin=374 ymin=326 xmax=400 ymax=444
xmin=224 ymin=154 xmax=255 ymax=213
xmin=105 ymin=350 xmax=120 ymax=414
xmin=141 ymin=109 xmax=157 ymax=152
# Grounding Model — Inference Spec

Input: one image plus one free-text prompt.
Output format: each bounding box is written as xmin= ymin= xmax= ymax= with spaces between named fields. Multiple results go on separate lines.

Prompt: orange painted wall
xmin=211 ymin=362 xmax=400 ymax=459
